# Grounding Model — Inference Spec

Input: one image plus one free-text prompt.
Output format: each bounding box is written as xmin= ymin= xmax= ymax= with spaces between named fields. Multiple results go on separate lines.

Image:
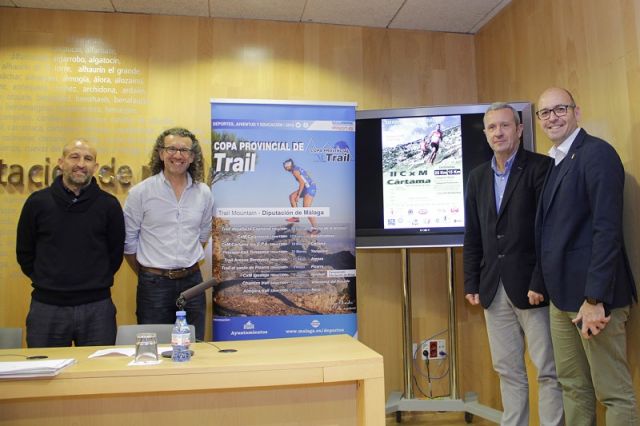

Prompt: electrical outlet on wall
xmin=422 ymin=339 xmax=446 ymax=359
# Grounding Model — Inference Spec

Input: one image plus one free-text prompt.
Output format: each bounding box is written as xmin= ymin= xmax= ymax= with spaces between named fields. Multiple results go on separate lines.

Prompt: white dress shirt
xmin=123 ymin=171 xmax=213 ymax=269
xmin=548 ymin=127 xmax=581 ymax=165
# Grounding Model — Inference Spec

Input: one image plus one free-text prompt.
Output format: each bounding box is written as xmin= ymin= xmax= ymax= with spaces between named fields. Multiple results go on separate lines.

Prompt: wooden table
xmin=0 ymin=334 xmax=384 ymax=426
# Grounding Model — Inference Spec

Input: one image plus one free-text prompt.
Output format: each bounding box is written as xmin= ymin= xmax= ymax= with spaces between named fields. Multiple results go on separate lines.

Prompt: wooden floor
xmin=385 ymin=411 xmax=495 ymax=425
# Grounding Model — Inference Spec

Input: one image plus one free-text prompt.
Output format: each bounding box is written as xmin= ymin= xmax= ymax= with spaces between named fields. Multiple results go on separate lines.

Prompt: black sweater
xmin=16 ymin=176 xmax=125 ymax=306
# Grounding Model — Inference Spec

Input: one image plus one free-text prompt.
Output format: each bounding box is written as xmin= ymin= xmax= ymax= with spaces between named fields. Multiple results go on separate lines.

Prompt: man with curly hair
xmin=123 ymin=127 xmax=213 ymax=341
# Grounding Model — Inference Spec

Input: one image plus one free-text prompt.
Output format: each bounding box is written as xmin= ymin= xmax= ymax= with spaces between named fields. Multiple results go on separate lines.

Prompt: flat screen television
xmin=355 ymin=102 xmax=535 ymax=248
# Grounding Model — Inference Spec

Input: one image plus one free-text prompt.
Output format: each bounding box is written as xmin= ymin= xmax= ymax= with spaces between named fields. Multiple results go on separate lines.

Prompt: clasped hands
xmin=465 ymin=291 xmax=610 ymax=339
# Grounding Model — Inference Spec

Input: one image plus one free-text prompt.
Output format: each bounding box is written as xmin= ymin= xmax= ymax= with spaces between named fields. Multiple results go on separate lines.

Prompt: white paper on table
xmin=89 ymin=346 xmax=172 ymax=359
xmin=0 ymin=359 xmax=76 ymax=379
xmin=127 ymin=359 xmax=163 ymax=366
xmin=88 ymin=348 xmax=135 ymax=358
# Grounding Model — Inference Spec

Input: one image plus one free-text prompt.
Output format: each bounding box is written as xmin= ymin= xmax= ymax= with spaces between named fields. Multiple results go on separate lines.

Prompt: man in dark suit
xmin=535 ymin=87 xmax=638 ymax=425
xmin=464 ymin=103 xmax=563 ymax=426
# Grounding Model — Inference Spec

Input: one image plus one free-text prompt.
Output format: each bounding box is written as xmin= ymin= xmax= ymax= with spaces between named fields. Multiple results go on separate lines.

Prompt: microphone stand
xmin=170 ymin=277 xmax=237 ymax=354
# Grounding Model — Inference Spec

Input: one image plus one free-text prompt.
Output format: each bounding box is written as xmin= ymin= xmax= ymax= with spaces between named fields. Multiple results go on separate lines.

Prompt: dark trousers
xmin=136 ymin=270 xmax=206 ymax=341
xmin=26 ymin=298 xmax=117 ymax=348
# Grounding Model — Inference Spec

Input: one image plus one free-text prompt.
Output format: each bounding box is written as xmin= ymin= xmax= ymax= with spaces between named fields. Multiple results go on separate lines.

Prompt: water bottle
xmin=171 ymin=310 xmax=191 ymax=362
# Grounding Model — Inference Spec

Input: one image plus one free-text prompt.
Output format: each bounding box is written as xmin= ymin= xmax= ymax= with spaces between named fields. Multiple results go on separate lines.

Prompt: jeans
xmin=136 ymin=269 xmax=206 ymax=341
xmin=26 ymin=298 xmax=117 ymax=348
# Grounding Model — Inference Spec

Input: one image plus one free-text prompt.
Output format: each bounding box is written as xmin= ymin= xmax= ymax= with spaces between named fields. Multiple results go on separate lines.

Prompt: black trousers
xmin=136 ymin=269 xmax=205 ymax=341
xmin=26 ymin=297 xmax=117 ymax=348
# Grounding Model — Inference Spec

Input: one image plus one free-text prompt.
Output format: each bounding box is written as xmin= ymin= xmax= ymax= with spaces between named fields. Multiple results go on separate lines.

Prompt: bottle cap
xmin=176 ymin=310 xmax=186 ymax=317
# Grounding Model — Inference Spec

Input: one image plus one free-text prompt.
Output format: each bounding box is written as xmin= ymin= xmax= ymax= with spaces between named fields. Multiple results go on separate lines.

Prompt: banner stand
xmin=210 ymin=99 xmax=357 ymax=341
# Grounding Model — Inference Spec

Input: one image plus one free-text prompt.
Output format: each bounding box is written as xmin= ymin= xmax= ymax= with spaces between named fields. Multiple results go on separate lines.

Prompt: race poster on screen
xmin=210 ymin=99 xmax=357 ymax=341
xmin=381 ymin=115 xmax=464 ymax=230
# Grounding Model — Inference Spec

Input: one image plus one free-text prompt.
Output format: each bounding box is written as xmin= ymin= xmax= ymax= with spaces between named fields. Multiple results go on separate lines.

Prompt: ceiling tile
xmin=468 ymin=0 xmax=511 ymax=33
xmin=302 ymin=0 xmax=404 ymax=28
xmin=4 ymin=0 xmax=512 ymax=34
xmin=11 ymin=0 xmax=114 ymax=12
xmin=210 ymin=0 xmax=306 ymax=22
xmin=112 ymin=0 xmax=209 ymax=17
xmin=390 ymin=0 xmax=507 ymax=34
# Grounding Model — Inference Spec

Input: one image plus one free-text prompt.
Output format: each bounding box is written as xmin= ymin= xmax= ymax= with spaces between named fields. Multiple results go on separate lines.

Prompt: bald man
xmin=534 ymin=88 xmax=638 ymax=424
xmin=17 ymin=139 xmax=125 ymax=347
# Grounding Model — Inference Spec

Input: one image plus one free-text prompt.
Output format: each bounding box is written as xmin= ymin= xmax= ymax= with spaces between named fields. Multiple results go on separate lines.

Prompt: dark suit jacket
xmin=463 ymin=147 xmax=551 ymax=309
xmin=535 ymin=129 xmax=637 ymax=312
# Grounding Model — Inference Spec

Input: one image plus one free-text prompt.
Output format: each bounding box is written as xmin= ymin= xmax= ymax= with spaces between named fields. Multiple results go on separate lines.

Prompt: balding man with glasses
xmin=124 ymin=127 xmax=213 ymax=341
xmin=534 ymin=87 xmax=638 ymax=425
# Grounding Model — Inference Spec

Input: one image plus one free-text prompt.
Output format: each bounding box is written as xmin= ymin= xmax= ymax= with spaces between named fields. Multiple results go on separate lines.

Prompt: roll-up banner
xmin=210 ymin=99 xmax=357 ymax=340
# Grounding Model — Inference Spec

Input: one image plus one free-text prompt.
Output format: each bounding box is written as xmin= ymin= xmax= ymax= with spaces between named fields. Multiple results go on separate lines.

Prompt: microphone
xmin=0 ymin=354 xmax=48 ymax=360
xmin=171 ymin=277 xmax=237 ymax=354
xmin=176 ymin=277 xmax=217 ymax=310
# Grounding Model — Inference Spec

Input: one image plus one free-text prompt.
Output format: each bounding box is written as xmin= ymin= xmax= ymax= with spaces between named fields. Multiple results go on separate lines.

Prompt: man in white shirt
xmin=124 ymin=128 xmax=213 ymax=341
xmin=535 ymin=87 xmax=638 ymax=424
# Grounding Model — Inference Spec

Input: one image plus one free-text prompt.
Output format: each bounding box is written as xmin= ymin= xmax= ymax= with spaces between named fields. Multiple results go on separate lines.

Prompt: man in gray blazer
xmin=464 ymin=102 xmax=563 ymax=426
xmin=535 ymin=87 xmax=638 ymax=425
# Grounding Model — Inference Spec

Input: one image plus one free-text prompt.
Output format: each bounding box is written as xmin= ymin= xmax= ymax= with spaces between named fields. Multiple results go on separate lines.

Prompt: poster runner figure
xmin=426 ymin=124 xmax=443 ymax=165
xmin=283 ymin=158 xmax=320 ymax=235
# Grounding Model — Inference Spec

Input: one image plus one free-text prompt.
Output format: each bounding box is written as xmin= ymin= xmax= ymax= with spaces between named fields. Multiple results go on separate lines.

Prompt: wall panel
xmin=476 ymin=0 xmax=640 ymax=422
xmin=0 ymin=7 xmax=478 ymax=401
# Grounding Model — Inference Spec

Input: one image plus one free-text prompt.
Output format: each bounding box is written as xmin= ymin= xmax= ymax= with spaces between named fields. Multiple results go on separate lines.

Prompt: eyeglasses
xmin=535 ymin=104 xmax=576 ymax=120
xmin=162 ymin=146 xmax=193 ymax=155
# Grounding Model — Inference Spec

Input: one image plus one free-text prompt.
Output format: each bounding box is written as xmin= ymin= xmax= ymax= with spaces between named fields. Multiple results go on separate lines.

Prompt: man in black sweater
xmin=16 ymin=139 xmax=125 ymax=347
